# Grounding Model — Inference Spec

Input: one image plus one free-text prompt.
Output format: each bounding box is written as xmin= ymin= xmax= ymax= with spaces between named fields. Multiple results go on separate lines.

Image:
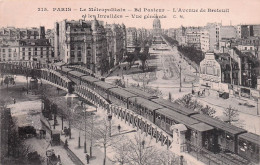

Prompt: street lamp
xmin=179 ymin=63 xmax=182 ymax=92
xmin=107 ymin=113 xmax=113 ymax=137
xmin=85 ymin=106 xmax=97 ymax=157
xmin=65 ymin=93 xmax=78 ymax=139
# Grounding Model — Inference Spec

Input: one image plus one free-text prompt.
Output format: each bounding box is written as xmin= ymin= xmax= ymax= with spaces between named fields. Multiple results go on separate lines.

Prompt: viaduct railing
xmin=74 ymin=85 xmax=172 ymax=149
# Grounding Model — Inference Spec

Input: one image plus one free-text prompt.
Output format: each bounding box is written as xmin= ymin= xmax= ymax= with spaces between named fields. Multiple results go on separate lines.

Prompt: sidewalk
xmin=51 ymin=116 xmax=113 ymax=165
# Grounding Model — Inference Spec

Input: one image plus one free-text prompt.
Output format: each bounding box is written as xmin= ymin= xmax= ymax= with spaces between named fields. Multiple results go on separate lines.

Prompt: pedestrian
xmin=118 ymin=124 xmax=121 ymax=133
xmin=86 ymin=153 xmax=90 ymax=164
xmin=58 ymin=155 xmax=61 ymax=161
xmin=13 ymin=98 xmax=16 ymax=104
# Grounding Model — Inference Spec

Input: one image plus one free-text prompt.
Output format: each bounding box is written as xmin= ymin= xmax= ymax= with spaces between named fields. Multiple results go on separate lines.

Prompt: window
xmin=22 ymin=52 xmax=25 ymax=56
xmin=29 ymin=52 xmax=31 ymax=56
xmin=71 ymin=51 xmax=75 ymax=57
xmin=35 ymin=52 xmax=37 ymax=55
xmin=8 ymin=49 xmax=11 ymax=52
xmin=29 ymin=48 xmax=31 ymax=51
xmin=35 ymin=47 xmax=37 ymax=51
xmin=78 ymin=58 xmax=81 ymax=61
xmin=22 ymin=48 xmax=25 ymax=51
xmin=3 ymin=49 xmax=5 ymax=53
xmin=245 ymin=47 xmax=247 ymax=50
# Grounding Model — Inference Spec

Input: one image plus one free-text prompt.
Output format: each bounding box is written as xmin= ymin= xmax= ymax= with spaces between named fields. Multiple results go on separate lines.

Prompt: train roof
xmin=81 ymin=76 xmax=99 ymax=82
xmin=94 ymin=81 xmax=117 ymax=90
xmin=124 ymin=88 xmax=158 ymax=100
xmin=189 ymin=122 xmax=214 ymax=132
xmin=192 ymin=114 xmax=246 ymax=135
xmin=62 ymin=67 xmax=73 ymax=72
xmin=239 ymin=132 xmax=260 ymax=145
xmin=69 ymin=70 xmax=86 ymax=77
xmin=128 ymin=97 xmax=163 ymax=111
xmin=156 ymin=108 xmax=199 ymax=127
xmin=151 ymin=98 xmax=197 ymax=116
xmin=109 ymin=88 xmax=136 ymax=98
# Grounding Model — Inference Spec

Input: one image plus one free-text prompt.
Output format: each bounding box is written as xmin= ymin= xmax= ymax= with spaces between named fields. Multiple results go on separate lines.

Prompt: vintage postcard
xmin=0 ymin=0 xmax=260 ymax=164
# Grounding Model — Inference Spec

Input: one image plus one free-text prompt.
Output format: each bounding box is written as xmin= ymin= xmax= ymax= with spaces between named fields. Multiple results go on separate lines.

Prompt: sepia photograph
xmin=0 ymin=0 xmax=260 ymax=164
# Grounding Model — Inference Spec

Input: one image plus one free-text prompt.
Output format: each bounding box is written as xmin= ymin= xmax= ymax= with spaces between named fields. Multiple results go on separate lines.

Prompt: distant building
xmin=0 ymin=26 xmax=46 ymax=43
xmin=19 ymin=39 xmax=53 ymax=62
xmin=0 ymin=41 xmax=19 ymax=61
xmin=0 ymin=26 xmax=53 ymax=63
xmin=54 ymin=18 xmax=112 ymax=75
xmin=152 ymin=18 xmax=162 ymax=37
xmin=105 ymin=23 xmax=126 ymax=68
xmin=200 ymin=23 xmax=221 ymax=52
xmin=219 ymin=26 xmax=237 ymax=40
xmin=185 ymin=27 xmax=202 ymax=49
xmin=126 ymin=27 xmax=138 ymax=52
xmin=237 ymin=24 xmax=260 ymax=38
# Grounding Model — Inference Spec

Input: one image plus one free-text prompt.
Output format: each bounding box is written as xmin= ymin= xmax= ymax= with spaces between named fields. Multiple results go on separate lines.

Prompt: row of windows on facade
xmin=21 ymin=51 xmax=50 ymax=56
xmin=21 ymin=47 xmax=50 ymax=51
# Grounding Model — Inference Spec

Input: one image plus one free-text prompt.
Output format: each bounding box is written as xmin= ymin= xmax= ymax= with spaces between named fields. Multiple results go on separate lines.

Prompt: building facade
xmin=126 ymin=27 xmax=138 ymax=52
xmin=54 ymin=18 xmax=121 ymax=75
xmin=152 ymin=18 xmax=162 ymax=37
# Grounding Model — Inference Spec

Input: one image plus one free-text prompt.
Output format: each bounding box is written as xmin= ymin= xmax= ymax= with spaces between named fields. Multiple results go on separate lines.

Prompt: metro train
xmin=60 ymin=67 xmax=260 ymax=164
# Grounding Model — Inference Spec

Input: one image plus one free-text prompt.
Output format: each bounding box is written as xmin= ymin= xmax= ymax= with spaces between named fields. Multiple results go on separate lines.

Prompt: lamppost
xmin=65 ymin=93 xmax=78 ymax=139
xmin=107 ymin=113 xmax=112 ymax=137
xmin=85 ymin=106 xmax=97 ymax=157
xmin=179 ymin=63 xmax=182 ymax=92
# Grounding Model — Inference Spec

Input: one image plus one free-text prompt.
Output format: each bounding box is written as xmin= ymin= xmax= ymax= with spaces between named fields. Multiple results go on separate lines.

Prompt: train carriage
xmin=155 ymin=108 xmax=215 ymax=152
xmin=128 ymin=97 xmax=163 ymax=122
xmin=191 ymin=114 xmax=246 ymax=153
xmin=60 ymin=67 xmax=73 ymax=76
xmin=107 ymin=88 xmax=136 ymax=108
xmin=124 ymin=87 xmax=158 ymax=100
xmin=93 ymin=81 xmax=117 ymax=101
xmin=81 ymin=76 xmax=99 ymax=89
xmin=67 ymin=65 xmax=93 ymax=76
xmin=151 ymin=98 xmax=198 ymax=116
xmin=67 ymin=71 xmax=86 ymax=85
xmin=238 ymin=132 xmax=260 ymax=163
xmin=155 ymin=108 xmax=200 ymax=135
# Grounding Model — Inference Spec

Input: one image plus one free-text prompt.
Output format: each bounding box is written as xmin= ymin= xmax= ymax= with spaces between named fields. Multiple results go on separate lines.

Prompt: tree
xmin=93 ymin=118 xmax=119 ymax=165
xmin=155 ymin=150 xmax=180 ymax=165
xmin=200 ymin=105 xmax=216 ymax=118
xmin=125 ymin=53 xmax=136 ymax=68
xmin=4 ymin=76 xmax=10 ymax=91
xmin=138 ymin=47 xmax=150 ymax=72
xmin=112 ymin=136 xmax=131 ymax=165
xmin=127 ymin=133 xmax=158 ymax=165
xmin=223 ymin=105 xmax=239 ymax=124
xmin=176 ymin=94 xmax=216 ymax=117
xmin=114 ymin=79 xmax=125 ymax=88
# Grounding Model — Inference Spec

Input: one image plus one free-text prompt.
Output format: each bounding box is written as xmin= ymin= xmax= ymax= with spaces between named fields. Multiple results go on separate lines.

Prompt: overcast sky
xmin=0 ymin=0 xmax=260 ymax=29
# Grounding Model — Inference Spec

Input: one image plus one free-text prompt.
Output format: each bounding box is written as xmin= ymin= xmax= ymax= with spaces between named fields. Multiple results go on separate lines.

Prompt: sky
xmin=0 ymin=0 xmax=260 ymax=29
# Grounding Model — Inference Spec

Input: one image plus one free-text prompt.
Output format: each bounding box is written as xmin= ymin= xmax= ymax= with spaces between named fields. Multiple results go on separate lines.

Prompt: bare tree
xmin=155 ymin=149 xmax=180 ymax=165
xmin=223 ymin=105 xmax=239 ymax=124
xmin=93 ymin=118 xmax=119 ymax=165
xmin=111 ymin=136 xmax=131 ymax=165
xmin=127 ymin=133 xmax=158 ymax=165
